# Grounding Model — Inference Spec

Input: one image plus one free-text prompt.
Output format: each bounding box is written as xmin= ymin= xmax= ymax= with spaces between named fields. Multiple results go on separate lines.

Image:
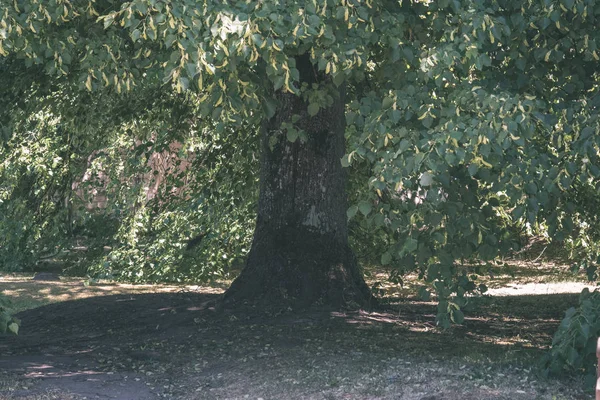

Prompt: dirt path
xmin=1 ymin=354 xmax=154 ymax=400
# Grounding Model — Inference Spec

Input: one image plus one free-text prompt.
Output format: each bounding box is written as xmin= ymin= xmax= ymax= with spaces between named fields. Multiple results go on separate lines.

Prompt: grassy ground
xmin=0 ymin=256 xmax=593 ymax=400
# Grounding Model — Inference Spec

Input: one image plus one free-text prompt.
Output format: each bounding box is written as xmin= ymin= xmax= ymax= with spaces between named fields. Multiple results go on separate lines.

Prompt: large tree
xmin=223 ymin=59 xmax=372 ymax=307
xmin=1 ymin=0 xmax=600 ymax=314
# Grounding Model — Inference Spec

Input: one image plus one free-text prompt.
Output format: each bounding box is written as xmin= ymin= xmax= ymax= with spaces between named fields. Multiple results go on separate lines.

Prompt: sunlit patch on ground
xmin=0 ymin=274 xmax=225 ymax=313
xmin=487 ymin=282 xmax=597 ymax=296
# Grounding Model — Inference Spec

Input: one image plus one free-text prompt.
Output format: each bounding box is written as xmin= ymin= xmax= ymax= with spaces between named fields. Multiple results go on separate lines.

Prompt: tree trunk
xmin=223 ymin=59 xmax=373 ymax=309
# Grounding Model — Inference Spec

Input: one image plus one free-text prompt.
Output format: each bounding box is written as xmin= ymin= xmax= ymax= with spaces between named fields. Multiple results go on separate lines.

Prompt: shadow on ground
xmin=0 ymin=291 xmax=587 ymax=400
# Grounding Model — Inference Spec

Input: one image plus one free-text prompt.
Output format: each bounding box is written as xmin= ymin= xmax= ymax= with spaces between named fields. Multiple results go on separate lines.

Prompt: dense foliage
xmin=0 ymin=80 xmax=258 ymax=281
xmin=1 ymin=0 xmax=600 ymax=369
xmin=543 ymin=288 xmax=600 ymax=383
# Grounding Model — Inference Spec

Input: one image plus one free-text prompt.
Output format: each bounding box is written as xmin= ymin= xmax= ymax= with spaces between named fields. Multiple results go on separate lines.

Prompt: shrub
xmin=0 ymin=293 xmax=19 ymax=335
xmin=543 ymin=288 xmax=600 ymax=384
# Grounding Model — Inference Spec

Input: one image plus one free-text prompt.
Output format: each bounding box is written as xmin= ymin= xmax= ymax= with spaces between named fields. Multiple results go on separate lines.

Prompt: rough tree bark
xmin=223 ymin=56 xmax=373 ymax=308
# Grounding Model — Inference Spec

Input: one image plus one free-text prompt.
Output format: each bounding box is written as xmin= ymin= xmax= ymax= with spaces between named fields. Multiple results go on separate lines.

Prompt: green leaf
xmin=402 ymin=238 xmax=418 ymax=253
xmin=307 ymin=103 xmax=320 ymax=116
xmin=286 ymin=129 xmax=298 ymax=142
xmin=422 ymin=116 xmax=433 ymax=129
xmin=131 ymin=29 xmax=141 ymax=42
xmin=262 ymin=97 xmax=277 ymax=119
xmin=103 ymin=15 xmax=115 ymax=29
xmin=468 ymin=163 xmax=478 ymax=177
xmin=178 ymin=77 xmax=189 ymax=92
xmin=147 ymin=26 xmax=157 ymax=40
xmin=525 ymin=182 xmax=537 ymax=195
xmin=347 ymin=205 xmax=358 ymax=219
xmin=7 ymin=322 xmax=19 ymax=335
xmin=332 ymin=72 xmax=345 ymax=87
xmin=450 ymin=308 xmax=464 ymax=324
xmin=382 ymin=97 xmax=394 ymax=109
xmin=512 ymin=206 xmax=525 ymax=219
xmin=251 ymin=34 xmax=264 ymax=47
xmin=390 ymin=109 xmax=401 ymax=124
xmin=372 ymin=213 xmax=385 ymax=227
xmin=358 ymin=201 xmax=372 ymax=216
xmin=273 ymin=76 xmax=285 ymax=91
xmin=307 ymin=15 xmax=320 ymax=26
xmin=340 ymin=153 xmax=352 ymax=167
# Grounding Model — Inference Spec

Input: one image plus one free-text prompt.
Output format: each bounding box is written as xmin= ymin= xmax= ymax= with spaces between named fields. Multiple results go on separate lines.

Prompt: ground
xmin=0 ymin=255 xmax=594 ymax=400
